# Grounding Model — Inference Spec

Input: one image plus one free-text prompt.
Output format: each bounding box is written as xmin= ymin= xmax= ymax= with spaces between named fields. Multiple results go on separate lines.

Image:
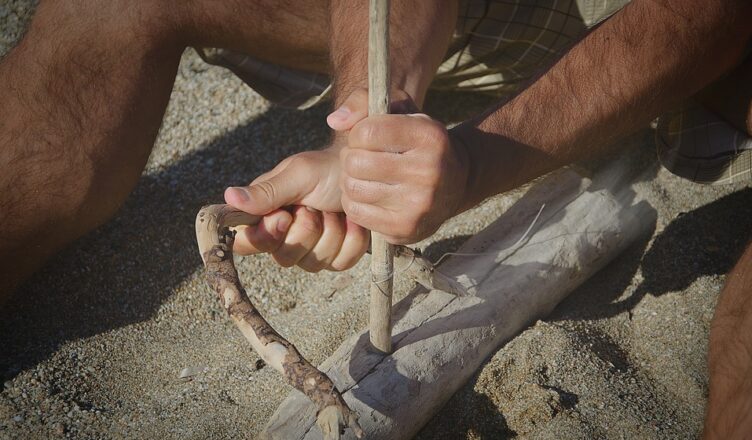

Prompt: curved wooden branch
xmin=195 ymin=204 xmax=364 ymax=440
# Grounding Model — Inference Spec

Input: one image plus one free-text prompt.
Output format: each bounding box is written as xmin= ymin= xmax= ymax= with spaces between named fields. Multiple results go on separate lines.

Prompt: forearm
xmin=452 ymin=0 xmax=752 ymax=209
xmin=329 ymin=0 xmax=457 ymax=108
xmin=705 ymin=242 xmax=752 ymax=439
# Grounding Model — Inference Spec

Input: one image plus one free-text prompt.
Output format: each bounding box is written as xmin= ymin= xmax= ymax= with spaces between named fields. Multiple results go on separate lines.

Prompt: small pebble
xmin=179 ymin=366 xmax=208 ymax=381
xmin=53 ymin=422 xmax=66 ymax=436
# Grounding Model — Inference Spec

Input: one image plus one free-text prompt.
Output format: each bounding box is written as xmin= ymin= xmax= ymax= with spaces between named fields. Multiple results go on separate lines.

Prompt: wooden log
xmin=368 ymin=0 xmax=394 ymax=354
xmin=262 ymin=156 xmax=656 ymax=439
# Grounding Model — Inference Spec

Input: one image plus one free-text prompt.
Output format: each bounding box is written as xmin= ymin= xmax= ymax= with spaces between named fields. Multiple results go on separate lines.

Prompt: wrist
xmin=450 ymin=118 xmax=557 ymax=211
xmin=448 ymin=124 xmax=487 ymax=213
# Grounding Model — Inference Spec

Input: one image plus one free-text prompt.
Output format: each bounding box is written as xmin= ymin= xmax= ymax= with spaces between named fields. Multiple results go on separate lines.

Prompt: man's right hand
xmin=223 ymin=145 xmax=369 ymax=272
xmin=223 ymin=90 xmax=379 ymax=272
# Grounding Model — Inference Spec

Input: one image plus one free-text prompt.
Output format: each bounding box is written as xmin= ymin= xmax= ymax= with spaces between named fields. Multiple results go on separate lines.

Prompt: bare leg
xmin=704 ymin=242 xmax=752 ymax=438
xmin=0 ymin=0 xmax=330 ymax=299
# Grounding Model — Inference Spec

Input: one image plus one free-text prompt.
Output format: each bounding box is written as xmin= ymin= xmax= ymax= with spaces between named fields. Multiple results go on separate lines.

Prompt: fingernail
xmin=328 ymin=106 xmax=350 ymax=121
xmin=276 ymin=216 xmax=291 ymax=234
xmin=229 ymin=187 xmax=250 ymax=202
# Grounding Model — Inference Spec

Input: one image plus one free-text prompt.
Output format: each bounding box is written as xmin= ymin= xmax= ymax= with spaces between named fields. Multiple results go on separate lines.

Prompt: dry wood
xmin=368 ymin=0 xmax=394 ymax=354
xmin=195 ymin=205 xmax=364 ymax=440
xmin=263 ymin=156 xmax=656 ymax=439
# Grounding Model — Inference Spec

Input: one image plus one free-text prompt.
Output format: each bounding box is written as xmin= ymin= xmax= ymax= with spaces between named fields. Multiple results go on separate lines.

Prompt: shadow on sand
xmin=0 ymin=90 xmax=494 ymax=383
xmin=0 ymin=103 xmax=330 ymax=380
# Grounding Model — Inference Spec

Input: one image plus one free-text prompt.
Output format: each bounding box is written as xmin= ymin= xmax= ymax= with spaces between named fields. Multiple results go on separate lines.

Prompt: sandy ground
xmin=2 ymin=2 xmax=752 ymax=439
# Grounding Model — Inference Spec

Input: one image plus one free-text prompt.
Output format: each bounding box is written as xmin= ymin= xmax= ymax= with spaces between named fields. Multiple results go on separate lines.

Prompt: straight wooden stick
xmin=368 ymin=0 xmax=393 ymax=354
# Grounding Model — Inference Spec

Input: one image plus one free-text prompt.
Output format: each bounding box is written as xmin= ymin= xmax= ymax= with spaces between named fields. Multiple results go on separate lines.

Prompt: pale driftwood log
xmin=263 ymin=156 xmax=656 ymax=439
xmin=195 ymin=205 xmax=364 ymax=440
xmin=368 ymin=0 xmax=395 ymax=354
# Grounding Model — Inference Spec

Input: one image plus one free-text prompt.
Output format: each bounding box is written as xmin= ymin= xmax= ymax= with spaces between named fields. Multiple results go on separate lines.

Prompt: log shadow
xmin=415 ymin=388 xmax=517 ymax=439
xmin=555 ymin=186 xmax=752 ymax=322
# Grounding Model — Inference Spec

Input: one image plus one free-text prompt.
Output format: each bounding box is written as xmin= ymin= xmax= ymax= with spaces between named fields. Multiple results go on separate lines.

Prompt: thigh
xmin=188 ymin=0 xmax=330 ymax=74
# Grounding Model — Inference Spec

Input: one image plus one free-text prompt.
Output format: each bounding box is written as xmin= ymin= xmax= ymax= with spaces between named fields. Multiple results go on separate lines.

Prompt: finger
xmin=327 ymin=89 xmax=420 ymax=132
xmin=340 ymin=148 xmax=405 ymax=183
xmin=340 ymin=174 xmax=393 ymax=206
xmin=297 ymin=211 xmax=347 ymax=272
xmin=341 ymin=195 xmax=397 ymax=237
xmin=348 ymin=113 xmax=444 ymax=153
xmin=225 ymin=169 xmax=309 ymax=216
xmin=330 ymin=217 xmax=370 ymax=271
xmin=232 ymin=209 xmax=293 ymax=255
xmin=271 ymin=206 xmax=324 ymax=268
xmin=327 ymin=88 xmax=369 ymax=131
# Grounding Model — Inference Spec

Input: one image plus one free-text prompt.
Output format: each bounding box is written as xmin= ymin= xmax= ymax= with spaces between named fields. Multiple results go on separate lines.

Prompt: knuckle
xmin=295 ymin=210 xmax=323 ymax=236
xmin=288 ymin=153 xmax=314 ymax=170
xmin=272 ymin=252 xmax=296 ymax=268
xmin=406 ymin=190 xmax=433 ymax=214
xmin=329 ymin=261 xmax=346 ymax=272
xmin=342 ymin=198 xmax=360 ymax=218
xmin=331 ymin=257 xmax=356 ymax=272
xmin=343 ymin=176 xmax=362 ymax=199
xmin=343 ymin=152 xmax=358 ymax=175
xmin=298 ymin=260 xmax=325 ymax=273
xmin=385 ymin=235 xmax=410 ymax=246
xmin=396 ymin=212 xmax=427 ymax=243
xmin=422 ymin=122 xmax=448 ymax=146
xmin=352 ymin=120 xmax=377 ymax=148
xmin=252 ymin=180 xmax=276 ymax=203
xmin=415 ymin=160 xmax=441 ymax=185
xmin=253 ymin=233 xmax=280 ymax=253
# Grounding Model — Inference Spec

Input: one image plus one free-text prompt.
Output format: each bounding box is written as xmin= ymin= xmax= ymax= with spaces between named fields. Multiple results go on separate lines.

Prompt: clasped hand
xmin=224 ymin=89 xmax=469 ymax=272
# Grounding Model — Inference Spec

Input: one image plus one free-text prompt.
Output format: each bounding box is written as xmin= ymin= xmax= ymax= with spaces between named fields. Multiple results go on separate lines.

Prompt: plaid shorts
xmin=199 ymin=0 xmax=751 ymax=185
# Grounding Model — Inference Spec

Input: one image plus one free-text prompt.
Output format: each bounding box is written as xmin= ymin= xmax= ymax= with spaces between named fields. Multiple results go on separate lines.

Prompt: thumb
xmin=327 ymin=89 xmax=369 ymax=132
xmin=327 ymin=88 xmax=420 ymax=132
xmin=225 ymin=172 xmax=307 ymax=215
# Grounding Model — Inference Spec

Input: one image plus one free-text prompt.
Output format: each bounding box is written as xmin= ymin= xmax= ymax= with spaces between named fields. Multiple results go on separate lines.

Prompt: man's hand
xmin=224 ymin=146 xmax=369 ymax=272
xmin=222 ymin=91 xmax=381 ymax=272
xmin=223 ymin=89 xmax=425 ymax=270
xmin=338 ymin=113 xmax=470 ymax=244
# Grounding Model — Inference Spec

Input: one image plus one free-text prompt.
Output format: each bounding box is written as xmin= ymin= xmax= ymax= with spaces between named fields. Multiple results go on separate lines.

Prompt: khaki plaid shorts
xmin=199 ymin=0 xmax=751 ymax=185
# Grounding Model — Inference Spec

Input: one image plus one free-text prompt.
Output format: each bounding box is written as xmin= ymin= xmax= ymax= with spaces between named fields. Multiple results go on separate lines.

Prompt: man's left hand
xmin=336 ymin=113 xmax=470 ymax=244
